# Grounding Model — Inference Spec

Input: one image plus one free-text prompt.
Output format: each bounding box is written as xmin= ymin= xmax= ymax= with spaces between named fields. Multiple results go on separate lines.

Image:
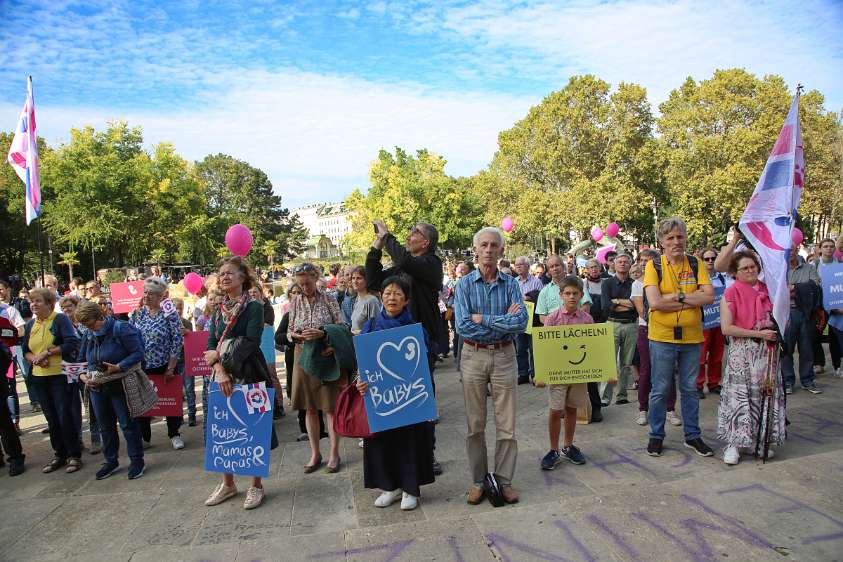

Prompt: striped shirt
xmin=455 ymin=268 xmax=528 ymax=343
xmin=516 ymin=274 xmax=544 ymax=296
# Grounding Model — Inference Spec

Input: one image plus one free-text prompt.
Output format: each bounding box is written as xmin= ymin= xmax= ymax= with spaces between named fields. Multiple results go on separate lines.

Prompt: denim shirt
xmin=79 ymin=317 xmax=145 ymax=372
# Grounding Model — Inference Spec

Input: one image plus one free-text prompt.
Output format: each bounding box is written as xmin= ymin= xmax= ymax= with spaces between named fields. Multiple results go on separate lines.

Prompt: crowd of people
xmin=0 ymin=219 xmax=841 ymax=510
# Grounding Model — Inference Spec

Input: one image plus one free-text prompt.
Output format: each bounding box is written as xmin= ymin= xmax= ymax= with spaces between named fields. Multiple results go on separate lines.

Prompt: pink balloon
xmin=225 ymin=224 xmax=253 ymax=256
xmin=501 ymin=217 xmax=514 ymax=232
xmin=591 ymin=226 xmax=604 ymax=242
xmin=183 ymin=272 xmax=204 ymax=295
xmin=596 ymin=245 xmax=614 ymax=264
xmin=605 ymin=222 xmax=619 ymax=238
xmin=791 ymin=227 xmax=804 ymax=247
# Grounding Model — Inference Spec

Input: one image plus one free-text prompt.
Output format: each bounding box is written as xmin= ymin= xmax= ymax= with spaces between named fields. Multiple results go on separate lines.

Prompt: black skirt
xmin=363 ymin=422 xmax=434 ymax=497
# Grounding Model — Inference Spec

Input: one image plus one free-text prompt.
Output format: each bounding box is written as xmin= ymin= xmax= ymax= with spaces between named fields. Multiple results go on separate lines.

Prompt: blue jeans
xmin=73 ymin=384 xmax=101 ymax=446
xmin=648 ymin=341 xmax=701 ymax=441
xmin=182 ymin=374 xmax=197 ymax=417
xmin=90 ymin=389 xmax=143 ymax=464
xmin=782 ymin=308 xmax=815 ymax=388
xmin=6 ymin=371 xmax=18 ymax=423
xmin=32 ymin=376 xmax=82 ymax=459
xmin=14 ymin=346 xmax=38 ymax=407
xmin=514 ymin=332 xmax=534 ymax=377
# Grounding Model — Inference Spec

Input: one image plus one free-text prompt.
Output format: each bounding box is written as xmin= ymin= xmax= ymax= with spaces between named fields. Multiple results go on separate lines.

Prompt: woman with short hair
xmin=130 ymin=277 xmax=185 ymax=450
xmin=22 ymin=287 xmax=81 ymax=473
xmin=718 ymin=251 xmax=785 ymax=464
xmin=77 ymin=301 xmax=148 ymax=480
xmin=349 ymin=266 xmax=380 ymax=335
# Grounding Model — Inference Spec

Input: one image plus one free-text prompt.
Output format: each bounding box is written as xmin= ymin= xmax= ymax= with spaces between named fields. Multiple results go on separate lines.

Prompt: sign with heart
xmin=354 ymin=323 xmax=436 ymax=433
xmin=204 ymin=381 xmax=274 ymax=477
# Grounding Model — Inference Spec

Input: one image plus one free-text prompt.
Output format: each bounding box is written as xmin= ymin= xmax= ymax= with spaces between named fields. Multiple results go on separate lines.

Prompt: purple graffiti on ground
xmin=591 ymin=446 xmax=658 ymax=478
xmin=309 ymin=539 xmax=413 ymax=561
xmin=718 ymin=483 xmax=843 ymax=545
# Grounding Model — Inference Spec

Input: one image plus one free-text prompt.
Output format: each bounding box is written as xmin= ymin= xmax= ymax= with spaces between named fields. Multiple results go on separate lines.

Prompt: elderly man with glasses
xmin=367 ymin=220 xmax=445 ymax=475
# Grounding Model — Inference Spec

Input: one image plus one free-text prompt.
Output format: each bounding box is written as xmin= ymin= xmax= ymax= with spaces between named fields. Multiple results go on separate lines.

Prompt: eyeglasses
xmin=293 ymin=264 xmax=315 ymax=274
xmin=410 ymin=226 xmax=428 ymax=240
xmin=702 ymin=257 xmax=716 ymax=262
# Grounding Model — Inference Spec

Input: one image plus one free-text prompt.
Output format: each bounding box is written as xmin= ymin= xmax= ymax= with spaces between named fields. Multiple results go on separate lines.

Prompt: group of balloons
xmin=590 ymin=222 xmax=620 ymax=242
xmin=181 ymin=223 xmax=254 ymax=296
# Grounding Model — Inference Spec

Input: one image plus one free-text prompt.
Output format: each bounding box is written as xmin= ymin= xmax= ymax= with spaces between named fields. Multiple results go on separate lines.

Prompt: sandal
xmin=42 ymin=458 xmax=67 ymax=474
xmin=66 ymin=458 xmax=83 ymax=473
xmin=304 ymin=454 xmax=323 ymax=474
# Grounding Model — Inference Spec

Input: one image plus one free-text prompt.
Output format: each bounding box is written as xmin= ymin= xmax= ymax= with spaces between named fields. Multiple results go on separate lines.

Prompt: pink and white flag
xmin=6 ymin=76 xmax=41 ymax=225
xmin=739 ymin=93 xmax=803 ymax=333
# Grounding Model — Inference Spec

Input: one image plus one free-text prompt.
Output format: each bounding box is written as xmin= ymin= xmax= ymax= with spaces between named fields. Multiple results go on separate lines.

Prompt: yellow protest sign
xmin=533 ymin=323 xmax=616 ymax=385
xmin=524 ymin=301 xmax=535 ymax=335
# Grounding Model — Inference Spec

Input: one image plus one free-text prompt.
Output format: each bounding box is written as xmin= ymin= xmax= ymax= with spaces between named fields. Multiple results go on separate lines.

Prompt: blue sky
xmin=1 ymin=0 xmax=841 ymax=208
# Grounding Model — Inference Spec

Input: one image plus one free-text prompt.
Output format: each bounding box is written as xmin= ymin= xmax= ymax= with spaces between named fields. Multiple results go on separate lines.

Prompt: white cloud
xmin=2 ymin=70 xmax=537 ymax=207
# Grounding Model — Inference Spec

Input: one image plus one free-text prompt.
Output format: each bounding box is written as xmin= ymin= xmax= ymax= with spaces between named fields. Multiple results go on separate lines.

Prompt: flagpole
xmin=28 ymin=75 xmax=46 ymax=288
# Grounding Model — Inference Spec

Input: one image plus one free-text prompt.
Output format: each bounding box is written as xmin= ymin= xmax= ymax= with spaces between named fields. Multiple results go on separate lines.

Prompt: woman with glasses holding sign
xmin=203 ymin=256 xmax=273 ymax=510
xmin=287 ymin=262 xmax=344 ymax=474
xmin=356 ymin=276 xmax=434 ymax=511
xmin=717 ymin=251 xmax=785 ymax=465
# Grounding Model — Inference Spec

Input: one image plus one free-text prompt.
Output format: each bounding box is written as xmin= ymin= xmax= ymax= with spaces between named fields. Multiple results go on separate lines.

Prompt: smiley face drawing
xmin=562 ymin=344 xmax=587 ymax=365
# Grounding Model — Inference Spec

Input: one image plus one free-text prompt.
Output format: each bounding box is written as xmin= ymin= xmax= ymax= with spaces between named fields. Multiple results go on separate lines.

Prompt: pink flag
xmin=6 ymin=76 xmax=41 ymax=225
xmin=739 ymin=93 xmax=803 ymax=333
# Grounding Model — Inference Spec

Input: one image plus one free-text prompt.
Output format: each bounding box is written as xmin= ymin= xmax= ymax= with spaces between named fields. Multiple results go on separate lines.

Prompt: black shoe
xmin=128 ymin=460 xmax=145 ymax=480
xmin=517 ymin=375 xmax=530 ymax=385
xmin=188 ymin=414 xmax=197 ymax=427
xmin=96 ymin=461 xmax=120 ymax=480
xmin=561 ymin=444 xmax=586 ymax=465
xmin=8 ymin=456 xmax=25 ymax=477
xmin=647 ymin=438 xmax=663 ymax=457
xmin=590 ymin=409 xmax=603 ymax=423
xmin=432 ymin=457 xmax=443 ymax=476
xmin=696 ymin=389 xmax=705 ymax=399
xmin=709 ymin=386 xmax=722 ymax=395
xmin=615 ymin=398 xmax=629 ymax=405
xmin=684 ymin=438 xmax=714 ymax=457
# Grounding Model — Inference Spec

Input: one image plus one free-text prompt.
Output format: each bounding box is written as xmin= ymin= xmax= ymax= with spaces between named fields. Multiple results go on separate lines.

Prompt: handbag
xmin=483 ymin=473 xmax=505 ymax=508
xmin=333 ymin=381 xmax=373 ymax=439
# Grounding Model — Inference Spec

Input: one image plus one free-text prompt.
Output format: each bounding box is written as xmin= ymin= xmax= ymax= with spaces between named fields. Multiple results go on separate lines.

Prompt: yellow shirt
xmin=29 ymin=312 xmax=63 ymax=376
xmin=643 ymin=256 xmax=710 ymax=344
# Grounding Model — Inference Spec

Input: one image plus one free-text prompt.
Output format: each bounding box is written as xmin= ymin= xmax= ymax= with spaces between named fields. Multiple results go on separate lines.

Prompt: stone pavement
xmin=1 ymin=357 xmax=842 ymax=562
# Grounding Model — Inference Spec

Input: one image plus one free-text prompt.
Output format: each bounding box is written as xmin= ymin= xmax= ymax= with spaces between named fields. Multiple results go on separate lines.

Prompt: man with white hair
xmin=513 ymin=256 xmax=543 ymax=384
xmin=455 ymin=227 xmax=528 ymax=505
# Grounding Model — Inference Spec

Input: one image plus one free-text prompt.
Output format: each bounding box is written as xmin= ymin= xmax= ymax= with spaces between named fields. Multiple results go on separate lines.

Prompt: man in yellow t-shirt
xmin=643 ymin=217 xmax=714 ymax=459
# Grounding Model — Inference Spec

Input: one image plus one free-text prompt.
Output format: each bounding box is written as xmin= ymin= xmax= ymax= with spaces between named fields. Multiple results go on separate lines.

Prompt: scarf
xmin=363 ymin=306 xmax=415 ymax=334
xmin=216 ymin=292 xmax=251 ymax=352
xmin=724 ymin=280 xmax=772 ymax=330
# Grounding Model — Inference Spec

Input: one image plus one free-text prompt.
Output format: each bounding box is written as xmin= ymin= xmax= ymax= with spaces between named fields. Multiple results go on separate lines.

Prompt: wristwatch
xmin=678 ymin=293 xmax=686 ymax=304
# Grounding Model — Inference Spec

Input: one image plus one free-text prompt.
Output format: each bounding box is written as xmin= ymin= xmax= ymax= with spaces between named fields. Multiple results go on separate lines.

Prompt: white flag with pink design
xmin=6 ymin=76 xmax=41 ymax=225
xmin=739 ymin=93 xmax=803 ymax=333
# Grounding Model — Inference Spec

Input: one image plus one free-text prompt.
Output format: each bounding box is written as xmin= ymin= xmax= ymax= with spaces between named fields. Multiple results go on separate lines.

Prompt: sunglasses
xmin=293 ymin=264 xmax=315 ymax=274
xmin=702 ymin=257 xmax=716 ymax=262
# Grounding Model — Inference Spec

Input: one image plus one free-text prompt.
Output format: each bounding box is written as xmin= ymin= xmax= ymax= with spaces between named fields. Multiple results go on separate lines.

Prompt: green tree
xmin=57 ymin=250 xmax=79 ymax=281
xmin=657 ymin=69 xmax=841 ymax=247
xmin=343 ymin=148 xmax=483 ymax=253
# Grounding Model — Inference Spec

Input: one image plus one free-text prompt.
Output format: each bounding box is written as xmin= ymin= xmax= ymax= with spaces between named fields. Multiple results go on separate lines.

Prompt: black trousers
xmin=813 ymin=325 xmax=841 ymax=369
xmin=0 ymin=346 xmax=24 ymax=462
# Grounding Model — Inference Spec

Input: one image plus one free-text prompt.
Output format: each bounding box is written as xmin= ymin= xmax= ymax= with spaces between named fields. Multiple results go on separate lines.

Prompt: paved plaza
xmin=1 ymin=355 xmax=842 ymax=562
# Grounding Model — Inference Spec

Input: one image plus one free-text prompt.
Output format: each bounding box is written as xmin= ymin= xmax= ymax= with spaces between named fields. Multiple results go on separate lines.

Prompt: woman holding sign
xmin=356 ymin=276 xmax=434 ymax=510
xmin=204 ymin=256 xmax=273 ymax=510
xmin=718 ymin=251 xmax=785 ymax=465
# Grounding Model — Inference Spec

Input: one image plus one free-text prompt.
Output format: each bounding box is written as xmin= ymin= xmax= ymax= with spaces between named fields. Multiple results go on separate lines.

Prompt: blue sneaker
xmin=127 ymin=460 xmax=145 ymax=480
xmin=95 ymin=461 xmax=119 ymax=480
xmin=561 ymin=444 xmax=586 ymax=465
xmin=540 ymin=449 xmax=562 ymax=471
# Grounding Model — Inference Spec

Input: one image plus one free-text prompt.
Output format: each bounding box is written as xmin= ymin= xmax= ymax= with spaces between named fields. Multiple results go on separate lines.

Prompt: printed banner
xmin=142 ymin=374 xmax=184 ymax=416
xmin=109 ymin=281 xmax=144 ymax=313
xmin=183 ymin=331 xmax=212 ymax=377
xmin=524 ymin=301 xmax=535 ymax=335
xmin=61 ymin=361 xmax=87 ymax=383
xmin=353 ymin=323 xmax=437 ymax=433
xmin=702 ymin=285 xmax=726 ymax=330
xmin=821 ymin=263 xmax=843 ymax=310
xmin=260 ymin=325 xmax=275 ymax=363
xmin=533 ymin=323 xmax=616 ymax=385
xmin=205 ymin=381 xmax=274 ymax=477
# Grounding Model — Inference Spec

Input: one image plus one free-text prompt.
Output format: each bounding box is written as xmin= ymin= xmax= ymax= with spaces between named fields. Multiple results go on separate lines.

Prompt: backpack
xmin=643 ymin=255 xmax=700 ymax=322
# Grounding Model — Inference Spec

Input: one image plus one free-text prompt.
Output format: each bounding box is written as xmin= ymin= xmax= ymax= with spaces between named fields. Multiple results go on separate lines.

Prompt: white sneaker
xmin=171 ymin=435 xmax=185 ymax=450
xmin=666 ymin=411 xmax=682 ymax=426
xmin=400 ymin=492 xmax=419 ymax=511
xmin=723 ymin=445 xmax=740 ymax=465
xmin=243 ymin=485 xmax=265 ymax=510
xmin=358 ymin=439 xmax=364 ymax=449
xmin=374 ymin=489 xmax=402 ymax=508
xmin=836 ymin=367 xmax=843 ymax=379
xmin=635 ymin=411 xmax=648 ymax=426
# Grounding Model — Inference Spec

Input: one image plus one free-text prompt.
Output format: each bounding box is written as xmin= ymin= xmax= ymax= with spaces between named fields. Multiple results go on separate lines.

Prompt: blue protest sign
xmin=353 ymin=323 xmax=437 ymax=433
xmin=260 ymin=325 xmax=275 ymax=363
xmin=821 ymin=263 xmax=843 ymax=310
xmin=205 ymin=382 xmax=274 ymax=477
xmin=702 ymin=285 xmax=726 ymax=330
